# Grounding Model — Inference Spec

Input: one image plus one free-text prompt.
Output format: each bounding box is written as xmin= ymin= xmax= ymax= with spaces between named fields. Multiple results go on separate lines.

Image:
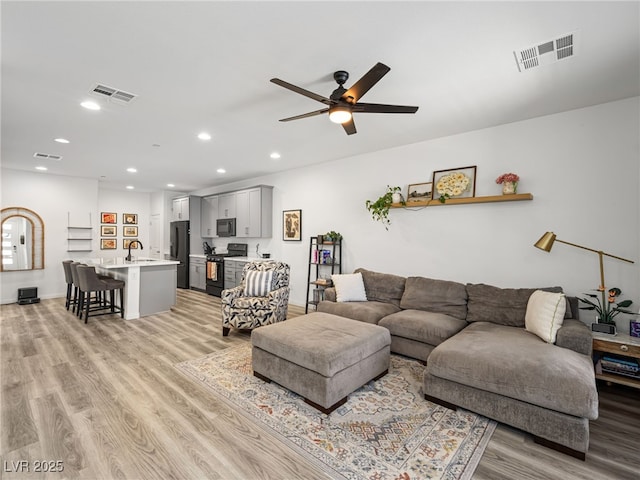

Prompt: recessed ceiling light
xmin=270 ymin=152 xmax=281 ymax=159
xmin=80 ymin=100 xmax=101 ymax=111
xmin=54 ymin=138 xmax=70 ymax=144
xmin=127 ymin=167 xmax=137 ymax=173
xmin=126 ymin=185 xmax=134 ymax=190
xmin=167 ymin=183 xmax=175 ymax=188
xmin=35 ymin=166 xmax=48 ymax=171
xmin=197 ymin=132 xmax=211 ymax=140
xmin=217 ymin=168 xmax=226 ymax=174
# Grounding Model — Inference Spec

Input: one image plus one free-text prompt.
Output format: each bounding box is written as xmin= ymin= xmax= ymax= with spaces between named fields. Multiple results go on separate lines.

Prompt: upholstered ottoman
xmin=251 ymin=312 xmax=391 ymax=413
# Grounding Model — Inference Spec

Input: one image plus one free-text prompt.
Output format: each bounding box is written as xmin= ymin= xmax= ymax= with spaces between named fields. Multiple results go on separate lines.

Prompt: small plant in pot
xmin=365 ymin=185 xmax=405 ymax=230
xmin=324 ymin=231 xmax=342 ymax=243
xmin=579 ymin=287 xmax=635 ymax=334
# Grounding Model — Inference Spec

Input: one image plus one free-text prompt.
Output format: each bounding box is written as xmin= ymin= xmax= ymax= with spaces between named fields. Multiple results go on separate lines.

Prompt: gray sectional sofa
xmin=317 ymin=268 xmax=599 ymax=459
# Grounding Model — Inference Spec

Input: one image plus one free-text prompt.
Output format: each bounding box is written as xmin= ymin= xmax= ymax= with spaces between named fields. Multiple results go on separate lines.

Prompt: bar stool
xmin=76 ymin=265 xmax=125 ymax=323
xmin=68 ymin=262 xmax=84 ymax=316
xmin=62 ymin=260 xmax=75 ymax=310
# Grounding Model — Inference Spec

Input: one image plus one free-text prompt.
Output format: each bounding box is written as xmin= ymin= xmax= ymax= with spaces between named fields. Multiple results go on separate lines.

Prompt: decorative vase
xmin=502 ymin=181 xmax=517 ymax=195
xmin=392 ymin=192 xmax=403 ymax=204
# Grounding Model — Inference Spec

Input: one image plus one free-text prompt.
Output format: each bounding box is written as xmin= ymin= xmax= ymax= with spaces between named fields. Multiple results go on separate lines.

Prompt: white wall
xmin=194 ymin=97 xmax=640 ymax=333
xmin=0 ymin=170 xmax=99 ymax=302
xmin=0 ymin=171 xmax=153 ymax=303
xmin=97 ymin=188 xmax=151 ymax=259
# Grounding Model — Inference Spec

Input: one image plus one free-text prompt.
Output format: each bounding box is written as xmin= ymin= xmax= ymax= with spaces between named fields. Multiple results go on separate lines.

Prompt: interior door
xmin=149 ymin=214 xmax=162 ymax=259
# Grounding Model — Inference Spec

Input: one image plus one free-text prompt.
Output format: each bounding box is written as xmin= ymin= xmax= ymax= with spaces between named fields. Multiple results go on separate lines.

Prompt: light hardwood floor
xmin=1 ymin=289 xmax=638 ymax=479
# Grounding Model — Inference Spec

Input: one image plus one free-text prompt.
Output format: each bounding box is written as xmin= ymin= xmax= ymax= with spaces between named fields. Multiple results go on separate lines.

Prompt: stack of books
xmin=598 ymin=355 xmax=640 ymax=379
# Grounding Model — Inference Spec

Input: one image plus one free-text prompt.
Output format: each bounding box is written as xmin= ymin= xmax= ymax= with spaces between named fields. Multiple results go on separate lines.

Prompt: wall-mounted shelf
xmin=391 ymin=193 xmax=533 ymax=208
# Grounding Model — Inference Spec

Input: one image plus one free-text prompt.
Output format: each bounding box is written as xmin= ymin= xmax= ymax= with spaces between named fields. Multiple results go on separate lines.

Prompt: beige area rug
xmin=176 ymin=344 xmax=496 ymax=480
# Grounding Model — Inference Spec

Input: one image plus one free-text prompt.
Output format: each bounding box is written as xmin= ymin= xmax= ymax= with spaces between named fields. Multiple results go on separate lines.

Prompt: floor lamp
xmin=534 ymin=231 xmax=635 ymax=333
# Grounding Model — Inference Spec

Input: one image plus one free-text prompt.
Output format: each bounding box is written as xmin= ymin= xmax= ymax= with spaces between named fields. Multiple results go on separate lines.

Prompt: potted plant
xmin=365 ymin=186 xmax=405 ymax=230
xmin=579 ymin=287 xmax=635 ymax=334
xmin=495 ymin=172 xmax=520 ymax=195
xmin=324 ymin=231 xmax=342 ymax=243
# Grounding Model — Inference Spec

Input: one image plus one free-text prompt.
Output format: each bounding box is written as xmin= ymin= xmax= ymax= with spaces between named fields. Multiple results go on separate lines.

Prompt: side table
xmin=592 ymin=332 xmax=640 ymax=390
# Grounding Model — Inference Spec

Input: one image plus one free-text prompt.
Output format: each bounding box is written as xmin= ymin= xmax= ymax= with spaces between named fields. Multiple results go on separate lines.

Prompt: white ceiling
xmin=2 ymin=1 xmax=639 ymax=193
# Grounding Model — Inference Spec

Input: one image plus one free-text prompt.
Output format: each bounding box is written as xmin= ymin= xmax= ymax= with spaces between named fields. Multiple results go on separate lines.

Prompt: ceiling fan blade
xmin=342 ymin=117 xmax=357 ymax=135
xmin=353 ymin=102 xmax=419 ymax=114
xmin=341 ymin=62 xmax=390 ymax=103
xmin=270 ymin=78 xmax=332 ymax=105
xmin=278 ymin=108 xmax=329 ymax=122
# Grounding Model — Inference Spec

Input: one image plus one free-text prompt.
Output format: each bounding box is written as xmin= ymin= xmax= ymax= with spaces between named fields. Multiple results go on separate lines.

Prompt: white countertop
xmin=189 ymin=254 xmax=206 ymax=258
xmin=224 ymin=256 xmax=270 ymax=262
xmin=86 ymin=257 xmax=180 ymax=269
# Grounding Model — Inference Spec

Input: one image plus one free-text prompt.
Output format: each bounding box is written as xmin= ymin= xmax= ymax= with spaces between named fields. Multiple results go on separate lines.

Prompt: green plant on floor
xmin=365 ymin=185 xmax=404 ymax=230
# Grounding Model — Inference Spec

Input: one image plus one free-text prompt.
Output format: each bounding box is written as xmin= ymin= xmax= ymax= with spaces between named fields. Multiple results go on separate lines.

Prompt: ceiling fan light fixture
xmin=329 ymin=106 xmax=352 ymax=124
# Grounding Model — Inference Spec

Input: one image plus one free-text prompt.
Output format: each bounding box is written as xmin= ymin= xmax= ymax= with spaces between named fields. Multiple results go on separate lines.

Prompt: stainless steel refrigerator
xmin=170 ymin=220 xmax=190 ymax=288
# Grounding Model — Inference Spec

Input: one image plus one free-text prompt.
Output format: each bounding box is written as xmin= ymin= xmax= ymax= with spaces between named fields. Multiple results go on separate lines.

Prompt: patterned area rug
xmin=176 ymin=344 xmax=496 ymax=480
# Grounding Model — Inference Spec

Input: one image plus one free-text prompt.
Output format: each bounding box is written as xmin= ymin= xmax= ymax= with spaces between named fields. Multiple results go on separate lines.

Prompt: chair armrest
xmin=324 ymin=287 xmax=336 ymax=302
xmin=221 ymin=285 xmax=244 ymax=304
xmin=555 ymin=318 xmax=592 ymax=356
xmin=267 ymin=285 xmax=290 ymax=304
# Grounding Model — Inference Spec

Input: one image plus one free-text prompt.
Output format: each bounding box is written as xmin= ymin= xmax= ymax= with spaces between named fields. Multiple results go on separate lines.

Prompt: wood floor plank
xmin=2 ymin=289 xmax=638 ymax=480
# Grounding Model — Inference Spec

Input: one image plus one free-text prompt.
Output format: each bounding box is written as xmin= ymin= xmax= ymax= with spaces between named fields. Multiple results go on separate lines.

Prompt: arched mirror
xmin=1 ymin=207 xmax=44 ymax=271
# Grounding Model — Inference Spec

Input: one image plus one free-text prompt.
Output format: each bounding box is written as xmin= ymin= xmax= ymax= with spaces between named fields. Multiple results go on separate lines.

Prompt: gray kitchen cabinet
xmin=189 ymin=256 xmax=206 ymax=291
xmin=201 ymin=195 xmax=219 ymax=237
xmin=218 ymin=193 xmax=236 ymax=219
xmin=172 ymin=196 xmax=190 ymax=221
xmin=235 ymin=186 xmax=273 ymax=238
xmin=224 ymin=259 xmax=248 ymax=289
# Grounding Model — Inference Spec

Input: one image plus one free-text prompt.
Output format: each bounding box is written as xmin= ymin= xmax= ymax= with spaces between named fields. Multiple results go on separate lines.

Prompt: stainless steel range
xmin=205 ymin=243 xmax=248 ymax=297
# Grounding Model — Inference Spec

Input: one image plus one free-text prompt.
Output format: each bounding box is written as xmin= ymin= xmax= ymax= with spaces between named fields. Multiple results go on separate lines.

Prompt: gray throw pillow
xmin=354 ymin=268 xmax=406 ymax=306
xmin=466 ymin=283 xmax=564 ymax=327
xmin=400 ymin=276 xmax=468 ymax=321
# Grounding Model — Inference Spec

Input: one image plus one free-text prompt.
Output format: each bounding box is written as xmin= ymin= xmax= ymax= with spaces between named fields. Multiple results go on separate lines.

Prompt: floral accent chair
xmin=221 ymin=260 xmax=290 ymax=336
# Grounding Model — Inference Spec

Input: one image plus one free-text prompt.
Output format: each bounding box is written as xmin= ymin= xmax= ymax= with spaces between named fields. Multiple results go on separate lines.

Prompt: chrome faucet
xmin=125 ymin=240 xmax=144 ymax=261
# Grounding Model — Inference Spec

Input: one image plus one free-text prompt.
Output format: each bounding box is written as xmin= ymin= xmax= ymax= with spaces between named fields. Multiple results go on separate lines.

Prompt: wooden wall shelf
xmin=391 ymin=193 xmax=533 ymax=208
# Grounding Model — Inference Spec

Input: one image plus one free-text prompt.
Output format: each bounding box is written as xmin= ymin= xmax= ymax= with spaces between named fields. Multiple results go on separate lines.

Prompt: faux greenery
xmin=579 ymin=287 xmax=635 ymax=324
xmin=324 ymin=230 xmax=342 ymax=242
xmin=365 ymin=186 xmax=404 ymax=230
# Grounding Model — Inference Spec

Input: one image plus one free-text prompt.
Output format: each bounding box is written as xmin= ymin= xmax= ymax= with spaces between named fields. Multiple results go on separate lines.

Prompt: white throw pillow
xmin=332 ymin=273 xmax=367 ymax=302
xmin=525 ymin=290 xmax=567 ymax=343
xmin=244 ymin=270 xmax=274 ymax=297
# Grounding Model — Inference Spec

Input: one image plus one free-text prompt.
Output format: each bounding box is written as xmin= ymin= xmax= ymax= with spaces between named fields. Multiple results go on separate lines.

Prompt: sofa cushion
xmin=426 ymin=322 xmax=598 ymax=419
xmin=354 ymin=268 xmax=406 ymax=306
xmin=317 ymin=300 xmax=401 ymax=324
xmin=331 ymin=273 xmax=367 ymax=302
xmin=525 ymin=290 xmax=566 ymax=343
xmin=379 ymin=309 xmax=468 ymax=347
xmin=400 ymin=276 xmax=467 ymax=320
xmin=466 ymin=283 xmax=563 ymax=327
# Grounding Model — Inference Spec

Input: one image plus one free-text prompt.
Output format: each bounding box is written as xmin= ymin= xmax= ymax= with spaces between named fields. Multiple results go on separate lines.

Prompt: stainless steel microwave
xmin=216 ymin=218 xmax=236 ymax=237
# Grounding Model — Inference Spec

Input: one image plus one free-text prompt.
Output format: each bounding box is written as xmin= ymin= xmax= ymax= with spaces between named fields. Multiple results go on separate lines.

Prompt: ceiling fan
xmin=270 ymin=62 xmax=419 ymax=135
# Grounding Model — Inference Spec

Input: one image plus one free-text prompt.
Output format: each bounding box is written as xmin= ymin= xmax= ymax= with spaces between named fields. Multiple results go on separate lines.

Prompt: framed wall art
xmin=123 ymin=213 xmax=138 ymax=225
xmin=123 ymin=226 xmax=138 ymax=237
xmin=406 ymin=182 xmax=433 ymax=203
xmin=100 ymin=238 xmax=117 ymax=250
xmin=123 ymin=239 xmax=139 ymax=249
xmin=101 ymin=225 xmax=117 ymax=237
xmin=432 ymin=166 xmax=477 ymax=202
xmin=283 ymin=209 xmax=302 ymax=241
xmin=101 ymin=212 xmax=117 ymax=224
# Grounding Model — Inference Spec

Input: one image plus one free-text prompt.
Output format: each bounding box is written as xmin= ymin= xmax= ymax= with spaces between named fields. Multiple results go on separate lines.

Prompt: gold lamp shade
xmin=534 ymin=232 xmax=556 ymax=252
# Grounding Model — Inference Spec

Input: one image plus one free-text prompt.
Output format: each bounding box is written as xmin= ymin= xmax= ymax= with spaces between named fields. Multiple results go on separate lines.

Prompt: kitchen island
xmin=87 ymin=257 xmax=179 ymax=320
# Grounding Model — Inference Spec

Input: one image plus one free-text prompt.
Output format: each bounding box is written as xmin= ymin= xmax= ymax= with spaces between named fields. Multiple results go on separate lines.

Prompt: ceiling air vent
xmin=90 ymin=83 xmax=138 ymax=104
xmin=514 ymin=31 xmax=577 ymax=72
xmin=33 ymin=152 xmax=62 ymax=161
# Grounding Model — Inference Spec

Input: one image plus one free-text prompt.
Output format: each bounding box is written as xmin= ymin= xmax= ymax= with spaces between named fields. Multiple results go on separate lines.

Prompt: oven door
xmin=205 ymin=260 xmax=224 ymax=296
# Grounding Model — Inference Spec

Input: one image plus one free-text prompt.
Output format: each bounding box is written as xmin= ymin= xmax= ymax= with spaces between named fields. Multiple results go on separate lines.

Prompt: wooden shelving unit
xmin=391 ymin=193 xmax=533 ymax=208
